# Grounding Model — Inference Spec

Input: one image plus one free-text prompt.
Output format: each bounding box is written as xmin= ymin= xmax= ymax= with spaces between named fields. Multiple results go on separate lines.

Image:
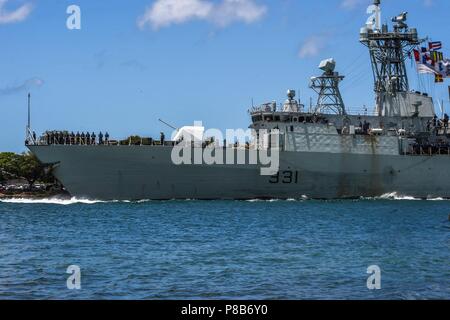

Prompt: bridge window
xmin=252 ymin=115 xmax=262 ymax=122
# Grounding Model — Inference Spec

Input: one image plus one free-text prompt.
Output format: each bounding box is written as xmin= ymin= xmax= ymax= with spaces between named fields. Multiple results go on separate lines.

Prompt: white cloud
xmin=423 ymin=0 xmax=434 ymax=7
xmin=0 ymin=0 xmax=33 ymax=24
xmin=0 ymin=78 xmax=44 ymax=96
xmin=298 ymin=35 xmax=327 ymax=59
xmin=138 ymin=0 xmax=213 ymax=30
xmin=212 ymin=0 xmax=268 ymax=27
xmin=137 ymin=0 xmax=267 ymax=30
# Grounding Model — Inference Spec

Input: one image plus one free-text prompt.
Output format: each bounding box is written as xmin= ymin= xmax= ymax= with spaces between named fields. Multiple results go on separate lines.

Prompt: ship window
xmin=290 ymin=126 xmax=294 ymax=132
xmin=274 ymin=116 xmax=280 ymax=121
xmin=293 ymin=117 xmax=298 ymax=122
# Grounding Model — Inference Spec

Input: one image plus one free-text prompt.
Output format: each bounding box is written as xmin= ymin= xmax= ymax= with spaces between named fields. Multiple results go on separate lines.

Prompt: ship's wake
xmin=0 ymin=197 xmax=108 ymax=205
xmin=245 ymin=193 xmax=449 ymax=202
xmin=1 ymin=193 xmax=448 ymax=205
xmin=364 ymin=192 xmax=447 ymax=201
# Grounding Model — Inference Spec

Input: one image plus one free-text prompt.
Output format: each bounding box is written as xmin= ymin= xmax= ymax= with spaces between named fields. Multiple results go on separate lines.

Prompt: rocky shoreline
xmin=0 ymin=190 xmax=70 ymax=200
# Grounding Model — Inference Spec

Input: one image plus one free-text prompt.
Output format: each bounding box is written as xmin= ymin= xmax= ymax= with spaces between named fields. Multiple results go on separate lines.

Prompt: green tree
xmin=0 ymin=170 xmax=5 ymax=186
xmin=16 ymin=153 xmax=49 ymax=190
xmin=0 ymin=152 xmax=21 ymax=179
xmin=0 ymin=152 xmax=54 ymax=190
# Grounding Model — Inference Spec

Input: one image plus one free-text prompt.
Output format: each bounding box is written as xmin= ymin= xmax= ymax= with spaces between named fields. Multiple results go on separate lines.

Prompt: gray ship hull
xmin=28 ymin=145 xmax=450 ymax=200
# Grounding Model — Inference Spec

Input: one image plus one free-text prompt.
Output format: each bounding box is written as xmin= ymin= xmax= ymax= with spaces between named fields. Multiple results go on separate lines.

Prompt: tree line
xmin=0 ymin=152 xmax=54 ymax=190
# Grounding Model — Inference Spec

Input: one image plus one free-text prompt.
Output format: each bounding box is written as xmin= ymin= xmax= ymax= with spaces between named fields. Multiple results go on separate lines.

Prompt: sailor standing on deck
xmin=363 ymin=121 xmax=369 ymax=134
xmin=98 ymin=132 xmax=103 ymax=145
xmin=433 ymin=115 xmax=438 ymax=134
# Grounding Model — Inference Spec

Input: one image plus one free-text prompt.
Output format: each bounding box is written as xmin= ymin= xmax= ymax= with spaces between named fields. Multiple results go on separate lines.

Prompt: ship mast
xmin=360 ymin=0 xmax=420 ymax=116
xmin=26 ymin=93 xmax=32 ymax=145
xmin=310 ymin=58 xmax=346 ymax=115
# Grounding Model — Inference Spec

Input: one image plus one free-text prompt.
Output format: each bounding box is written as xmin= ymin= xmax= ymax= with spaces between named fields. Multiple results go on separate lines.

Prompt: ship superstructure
xmin=26 ymin=1 xmax=450 ymax=200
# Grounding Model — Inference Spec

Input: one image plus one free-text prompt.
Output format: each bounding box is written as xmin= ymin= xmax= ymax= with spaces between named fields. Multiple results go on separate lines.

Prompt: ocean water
xmin=0 ymin=197 xmax=449 ymax=300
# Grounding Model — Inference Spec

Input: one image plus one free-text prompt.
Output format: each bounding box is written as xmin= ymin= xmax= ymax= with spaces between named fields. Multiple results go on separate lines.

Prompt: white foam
xmin=136 ymin=199 xmax=152 ymax=203
xmin=0 ymin=197 xmax=107 ymax=205
xmin=378 ymin=192 xmax=420 ymax=201
xmin=245 ymin=198 xmax=304 ymax=202
xmin=365 ymin=192 xmax=449 ymax=201
xmin=426 ymin=197 xmax=446 ymax=201
xmin=2 ymin=194 xmax=448 ymax=205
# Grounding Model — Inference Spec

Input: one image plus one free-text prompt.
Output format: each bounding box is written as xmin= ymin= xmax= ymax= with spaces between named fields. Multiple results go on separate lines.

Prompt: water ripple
xmin=0 ymin=200 xmax=449 ymax=299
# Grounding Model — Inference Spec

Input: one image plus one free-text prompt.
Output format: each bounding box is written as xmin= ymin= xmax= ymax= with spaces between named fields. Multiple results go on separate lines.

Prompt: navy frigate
xmin=27 ymin=1 xmax=450 ymax=200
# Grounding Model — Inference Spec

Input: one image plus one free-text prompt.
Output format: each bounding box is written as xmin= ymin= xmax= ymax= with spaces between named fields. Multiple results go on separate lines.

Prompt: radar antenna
xmin=310 ymin=58 xmax=346 ymax=115
xmin=360 ymin=0 xmax=420 ymax=116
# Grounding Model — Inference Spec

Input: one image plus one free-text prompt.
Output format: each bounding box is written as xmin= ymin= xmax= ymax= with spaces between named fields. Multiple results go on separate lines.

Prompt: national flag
xmin=429 ymin=41 xmax=442 ymax=51
xmin=417 ymin=63 xmax=439 ymax=75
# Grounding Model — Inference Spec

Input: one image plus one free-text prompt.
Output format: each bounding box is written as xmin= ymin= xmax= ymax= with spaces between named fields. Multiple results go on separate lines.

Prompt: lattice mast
xmin=360 ymin=0 xmax=420 ymax=116
xmin=310 ymin=58 xmax=346 ymax=115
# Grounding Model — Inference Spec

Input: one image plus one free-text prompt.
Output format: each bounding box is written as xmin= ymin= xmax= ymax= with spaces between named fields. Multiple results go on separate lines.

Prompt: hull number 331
xmin=269 ymin=171 xmax=299 ymax=184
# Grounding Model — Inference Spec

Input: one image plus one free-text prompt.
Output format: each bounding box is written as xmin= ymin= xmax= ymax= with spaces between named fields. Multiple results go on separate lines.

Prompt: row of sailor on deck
xmin=410 ymin=140 xmax=450 ymax=155
xmin=427 ymin=114 xmax=449 ymax=133
xmin=43 ymin=131 xmax=110 ymax=145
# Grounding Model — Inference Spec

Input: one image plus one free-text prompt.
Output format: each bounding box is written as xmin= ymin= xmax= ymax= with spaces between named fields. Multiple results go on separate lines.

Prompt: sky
xmin=0 ymin=0 xmax=449 ymax=152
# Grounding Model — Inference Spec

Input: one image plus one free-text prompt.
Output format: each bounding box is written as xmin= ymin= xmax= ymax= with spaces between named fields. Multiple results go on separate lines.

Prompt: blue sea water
xmin=0 ymin=197 xmax=449 ymax=300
